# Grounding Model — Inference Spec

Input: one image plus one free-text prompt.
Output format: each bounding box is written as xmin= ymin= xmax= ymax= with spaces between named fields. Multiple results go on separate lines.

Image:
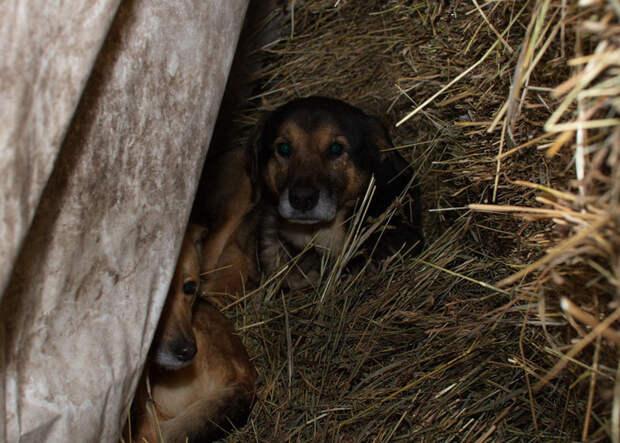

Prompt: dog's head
xmin=151 ymin=224 xmax=207 ymax=370
xmin=250 ymin=96 xmax=392 ymax=224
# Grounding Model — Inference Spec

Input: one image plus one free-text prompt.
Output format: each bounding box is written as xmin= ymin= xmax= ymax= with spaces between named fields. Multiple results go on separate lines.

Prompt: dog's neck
xmin=263 ymin=205 xmax=349 ymax=254
xmin=282 ymin=211 xmax=348 ymax=253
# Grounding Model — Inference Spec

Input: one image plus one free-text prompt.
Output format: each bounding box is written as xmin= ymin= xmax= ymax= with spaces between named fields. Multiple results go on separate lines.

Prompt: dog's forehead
xmin=291 ymin=105 xmax=340 ymax=128
xmin=272 ymin=105 xmax=365 ymax=144
xmin=277 ymin=118 xmax=339 ymax=146
xmin=177 ymin=241 xmax=200 ymax=279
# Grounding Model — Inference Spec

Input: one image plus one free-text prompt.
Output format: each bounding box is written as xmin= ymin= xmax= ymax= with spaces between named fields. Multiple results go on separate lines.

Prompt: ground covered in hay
xmin=218 ymin=1 xmax=619 ymax=441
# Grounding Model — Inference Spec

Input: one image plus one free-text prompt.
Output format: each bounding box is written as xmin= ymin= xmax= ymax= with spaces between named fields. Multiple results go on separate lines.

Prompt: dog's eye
xmin=183 ymin=281 xmax=197 ymax=296
xmin=328 ymin=142 xmax=344 ymax=157
xmin=276 ymin=142 xmax=292 ymax=157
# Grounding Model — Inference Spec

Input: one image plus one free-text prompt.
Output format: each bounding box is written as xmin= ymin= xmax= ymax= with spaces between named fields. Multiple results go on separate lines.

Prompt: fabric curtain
xmin=0 ymin=1 xmax=248 ymax=440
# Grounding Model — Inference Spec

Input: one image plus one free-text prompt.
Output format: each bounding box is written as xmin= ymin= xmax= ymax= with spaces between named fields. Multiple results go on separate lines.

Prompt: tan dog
xmin=127 ymin=224 xmax=257 ymax=443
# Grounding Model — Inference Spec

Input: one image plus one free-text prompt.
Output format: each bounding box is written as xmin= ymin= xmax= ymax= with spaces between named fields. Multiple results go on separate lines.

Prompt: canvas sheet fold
xmin=0 ymin=1 xmax=248 ymax=441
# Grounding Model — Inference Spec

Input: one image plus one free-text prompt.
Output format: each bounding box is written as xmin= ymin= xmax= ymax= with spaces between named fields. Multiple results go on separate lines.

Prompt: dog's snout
xmin=289 ymin=186 xmax=319 ymax=211
xmin=173 ymin=339 xmax=197 ymax=362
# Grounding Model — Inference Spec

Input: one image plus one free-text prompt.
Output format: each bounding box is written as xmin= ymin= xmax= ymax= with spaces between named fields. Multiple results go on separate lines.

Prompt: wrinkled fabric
xmin=0 ymin=0 xmax=122 ymax=303
xmin=0 ymin=1 xmax=248 ymax=441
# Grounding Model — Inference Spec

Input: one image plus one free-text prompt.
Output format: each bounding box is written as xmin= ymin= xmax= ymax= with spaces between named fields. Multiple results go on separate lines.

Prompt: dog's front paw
xmin=285 ymin=268 xmax=320 ymax=290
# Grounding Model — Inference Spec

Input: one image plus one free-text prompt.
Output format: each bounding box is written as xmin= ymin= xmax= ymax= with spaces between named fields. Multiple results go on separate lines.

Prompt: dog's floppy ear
xmin=364 ymin=116 xmax=425 ymax=255
xmin=365 ymin=115 xmax=394 ymax=153
xmin=364 ymin=116 xmax=408 ymax=217
xmin=186 ymin=223 xmax=208 ymax=262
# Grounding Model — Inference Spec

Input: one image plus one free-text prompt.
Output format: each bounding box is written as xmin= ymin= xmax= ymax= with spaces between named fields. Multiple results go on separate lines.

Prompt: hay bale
xmin=223 ymin=1 xmax=620 ymax=440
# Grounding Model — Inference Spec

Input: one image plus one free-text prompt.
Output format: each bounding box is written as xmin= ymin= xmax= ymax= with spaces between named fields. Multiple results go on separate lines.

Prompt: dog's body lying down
xmin=130 ymin=300 xmax=256 ymax=443
xmin=127 ymin=225 xmax=256 ymax=443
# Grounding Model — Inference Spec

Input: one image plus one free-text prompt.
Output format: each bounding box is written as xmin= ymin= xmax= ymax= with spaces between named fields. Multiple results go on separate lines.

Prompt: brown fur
xmin=129 ymin=301 xmax=256 ymax=443
xmin=200 ymin=213 xmax=258 ymax=307
xmin=192 ymin=96 xmax=423 ymax=295
xmin=127 ymin=225 xmax=257 ymax=443
xmin=196 ymin=149 xmax=255 ymax=276
xmin=191 ymin=147 xmax=259 ymax=307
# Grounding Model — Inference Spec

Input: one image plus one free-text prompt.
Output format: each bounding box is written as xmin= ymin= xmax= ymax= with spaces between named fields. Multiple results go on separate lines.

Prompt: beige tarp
xmin=0 ymin=0 xmax=248 ymax=441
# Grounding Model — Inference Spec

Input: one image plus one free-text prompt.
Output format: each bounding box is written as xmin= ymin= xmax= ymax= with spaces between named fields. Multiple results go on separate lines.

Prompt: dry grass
xmin=220 ymin=1 xmax=620 ymax=441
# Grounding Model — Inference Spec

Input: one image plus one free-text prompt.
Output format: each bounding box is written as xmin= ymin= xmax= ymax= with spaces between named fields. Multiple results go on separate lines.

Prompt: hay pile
xmin=222 ymin=1 xmax=620 ymax=441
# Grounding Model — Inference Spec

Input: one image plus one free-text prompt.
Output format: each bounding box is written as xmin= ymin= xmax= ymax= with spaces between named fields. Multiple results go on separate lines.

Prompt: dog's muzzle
xmin=289 ymin=186 xmax=319 ymax=211
xmin=279 ymin=186 xmax=336 ymax=223
xmin=153 ymin=336 xmax=197 ymax=370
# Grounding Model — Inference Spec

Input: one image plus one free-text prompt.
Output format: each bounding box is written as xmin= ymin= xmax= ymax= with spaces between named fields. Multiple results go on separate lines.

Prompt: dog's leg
xmin=201 ymin=217 xmax=241 ymax=276
xmin=260 ymin=235 xmax=321 ymax=290
xmin=258 ymin=208 xmax=286 ymax=278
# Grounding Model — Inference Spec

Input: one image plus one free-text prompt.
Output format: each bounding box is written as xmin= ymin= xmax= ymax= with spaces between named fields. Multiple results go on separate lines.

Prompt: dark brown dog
xmin=250 ymin=96 xmax=423 ymax=288
xmin=191 ymin=96 xmax=423 ymax=294
xmin=127 ymin=225 xmax=257 ymax=443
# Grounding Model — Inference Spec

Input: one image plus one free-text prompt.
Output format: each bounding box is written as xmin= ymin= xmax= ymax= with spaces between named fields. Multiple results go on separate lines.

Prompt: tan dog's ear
xmin=186 ymin=223 xmax=208 ymax=260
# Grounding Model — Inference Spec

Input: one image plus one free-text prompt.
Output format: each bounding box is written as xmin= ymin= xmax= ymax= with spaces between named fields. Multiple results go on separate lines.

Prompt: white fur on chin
xmin=278 ymin=188 xmax=337 ymax=223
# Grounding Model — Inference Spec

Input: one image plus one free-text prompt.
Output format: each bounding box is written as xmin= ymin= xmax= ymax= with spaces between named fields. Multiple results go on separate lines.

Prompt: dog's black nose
xmin=173 ymin=339 xmax=197 ymax=362
xmin=289 ymin=186 xmax=319 ymax=211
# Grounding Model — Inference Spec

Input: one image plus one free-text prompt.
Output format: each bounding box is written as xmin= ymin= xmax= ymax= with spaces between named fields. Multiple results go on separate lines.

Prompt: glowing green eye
xmin=276 ymin=142 xmax=292 ymax=157
xmin=328 ymin=142 xmax=344 ymax=156
xmin=183 ymin=281 xmax=197 ymax=296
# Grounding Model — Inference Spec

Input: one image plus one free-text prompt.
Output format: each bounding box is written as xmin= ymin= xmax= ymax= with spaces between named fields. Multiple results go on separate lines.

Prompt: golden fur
xmin=127 ymin=224 xmax=257 ymax=443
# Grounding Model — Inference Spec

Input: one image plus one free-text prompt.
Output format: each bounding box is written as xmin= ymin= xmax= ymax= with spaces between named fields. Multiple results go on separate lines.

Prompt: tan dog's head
xmin=250 ymin=96 xmax=392 ymax=224
xmin=151 ymin=224 xmax=207 ymax=370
